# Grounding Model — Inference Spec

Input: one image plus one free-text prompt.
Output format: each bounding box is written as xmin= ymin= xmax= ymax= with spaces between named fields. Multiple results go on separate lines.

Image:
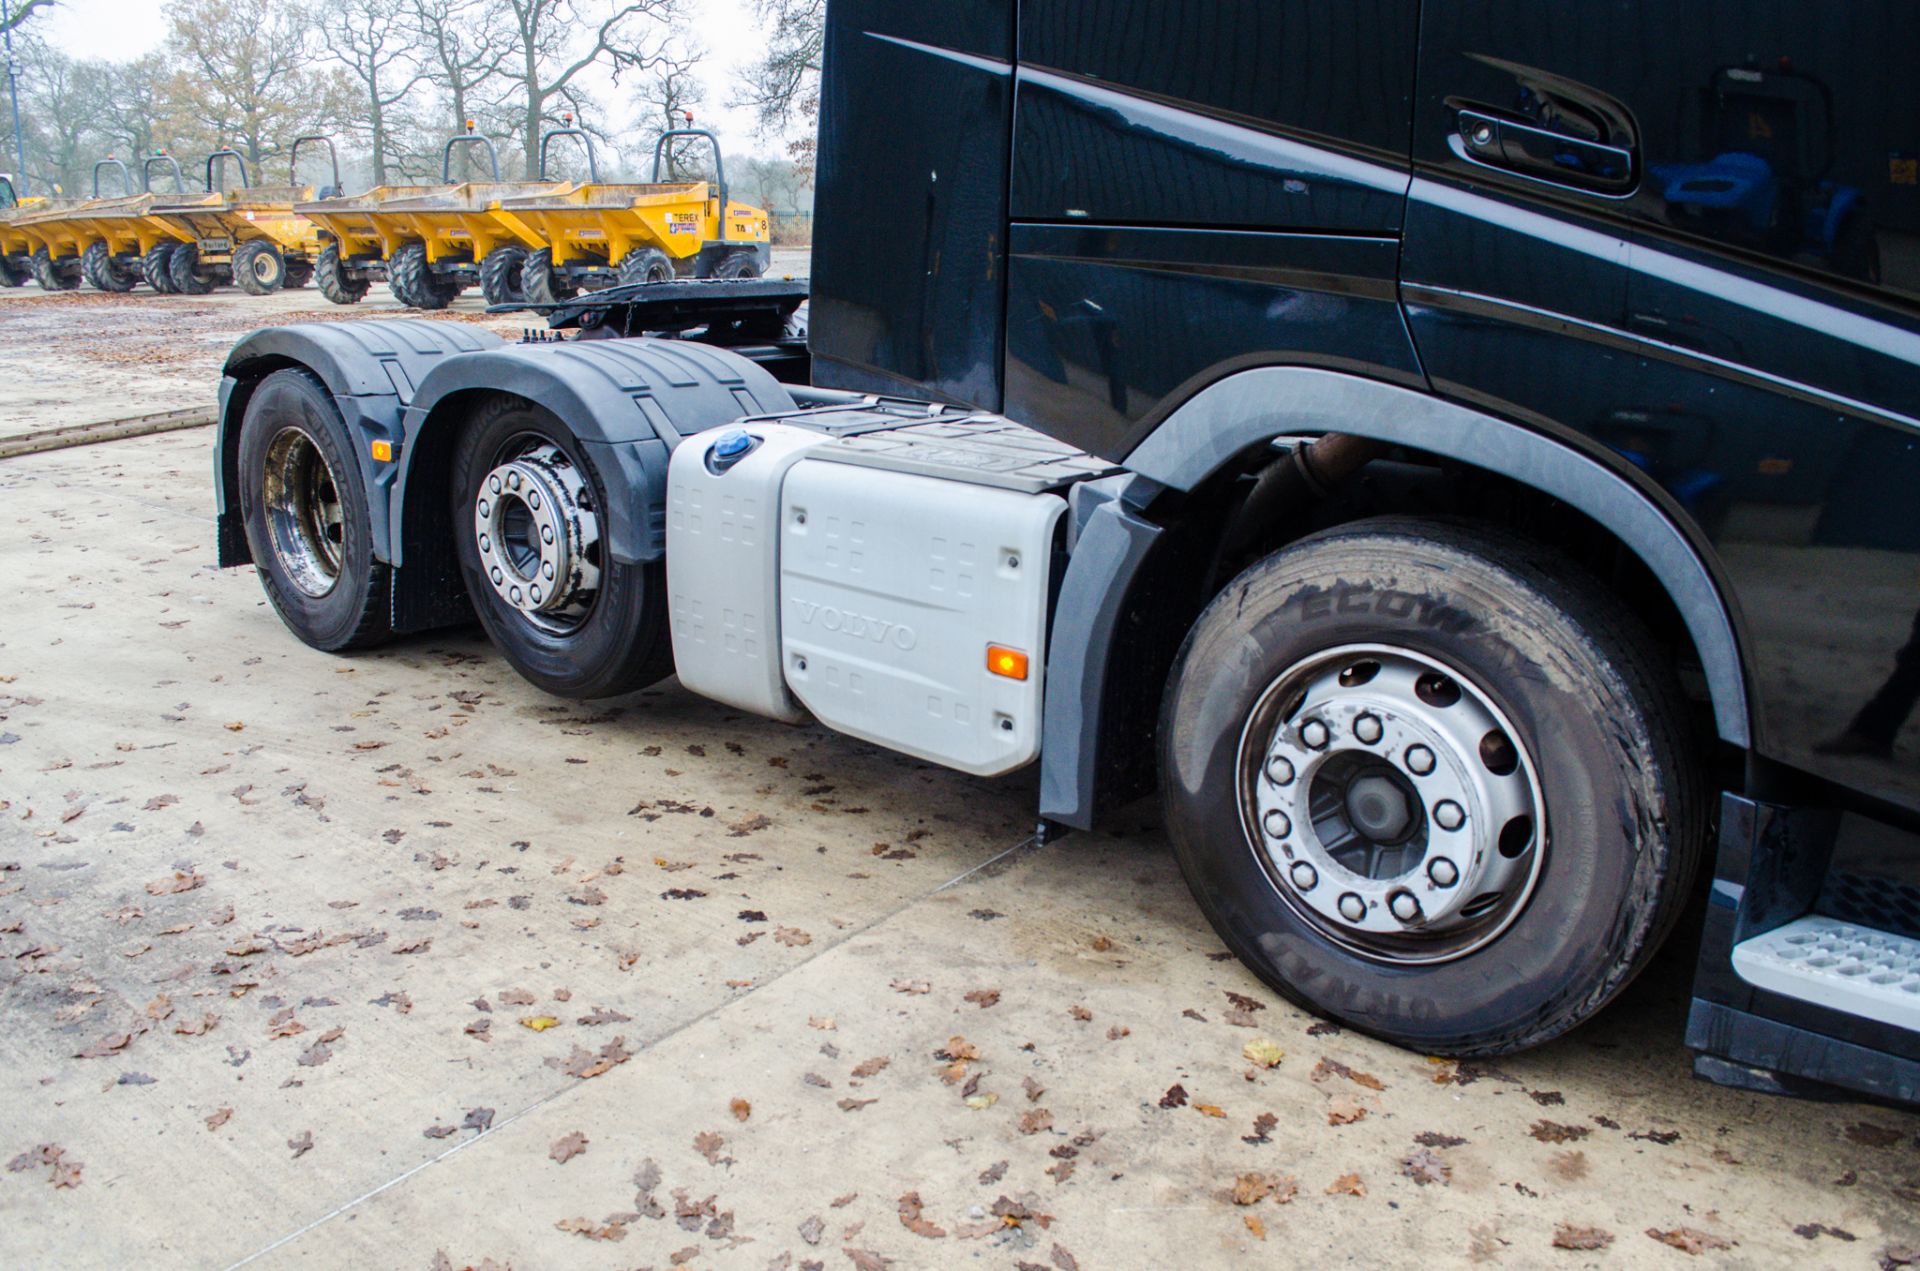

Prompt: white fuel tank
xmin=666 ymin=424 xmax=829 ymax=722
xmin=778 ymin=459 xmax=1064 ymax=777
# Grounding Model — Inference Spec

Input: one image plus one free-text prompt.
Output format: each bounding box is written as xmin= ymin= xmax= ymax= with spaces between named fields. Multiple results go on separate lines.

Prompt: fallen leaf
xmin=519 ymin=1015 xmax=560 ymax=1031
xmin=890 ymin=979 xmax=931 ymax=995
xmin=1554 ymin=1223 xmax=1615 ymax=1251
xmin=1159 ymin=1084 xmax=1188 ymax=1109
xmin=730 ymin=1097 xmax=752 ymax=1122
xmin=1401 ymin=1149 xmax=1451 ymax=1186
xmin=898 ymin=1190 xmax=947 ymax=1238
xmin=287 ymin=1131 xmax=314 ymax=1159
xmin=145 ymin=871 xmax=204 ymax=896
xmin=1231 ymin=1173 xmax=1274 ymax=1205
xmin=549 ymin=1131 xmax=588 ymax=1164
xmin=774 ymin=925 xmax=812 ymax=947
xmin=461 ymin=1107 xmax=495 ymax=1132
xmin=1310 ymin=1057 xmax=1385 ymax=1090
xmin=693 ymin=1130 xmax=728 ymax=1164
xmin=1646 ymin=1227 xmax=1734 ymax=1255
xmin=205 ymin=1108 xmax=232 ymax=1130
xmin=964 ymin=988 xmax=1001 ymax=1009
xmin=555 ymin=1216 xmax=627 ymax=1242
xmin=1243 ymin=1038 xmax=1285 ymax=1069
xmin=799 ymin=1215 xmax=825 ymax=1245
xmin=851 ymin=1056 xmax=890 ymax=1078
xmin=1194 ymin=1103 xmax=1226 ymax=1118
xmin=1019 ymin=1108 xmax=1054 ymax=1135
xmin=1530 ymin=1120 xmax=1591 ymax=1144
xmin=1325 ymin=1172 xmax=1366 ymax=1197
xmin=1244 ymin=1214 xmax=1268 ymax=1241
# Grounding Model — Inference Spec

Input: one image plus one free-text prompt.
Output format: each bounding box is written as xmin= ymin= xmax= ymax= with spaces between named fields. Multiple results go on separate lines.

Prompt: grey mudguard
xmin=1122 ymin=366 xmax=1752 ymax=748
xmin=396 ymin=337 xmax=797 ymax=566
xmin=216 ymin=320 xmax=505 ymax=567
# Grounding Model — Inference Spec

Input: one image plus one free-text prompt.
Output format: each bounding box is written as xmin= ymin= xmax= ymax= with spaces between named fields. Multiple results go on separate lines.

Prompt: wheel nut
xmin=1354 ymin=713 xmax=1383 ymax=744
xmin=479 ymin=533 xmax=491 ymax=554
xmin=529 ymin=586 xmax=542 ymax=604
xmin=478 ymin=499 xmax=490 ymax=517
xmin=1266 ymin=755 xmax=1295 ymax=786
xmin=508 ymin=471 xmax=521 ymax=490
xmin=489 ymin=475 xmax=501 ymax=494
xmin=1289 ymin=862 xmax=1317 ymax=891
xmin=509 ymin=586 xmax=523 ymax=605
xmin=1301 ymin=719 xmax=1330 ymax=750
xmin=1262 ymin=809 xmax=1292 ymax=839
xmin=542 ymin=562 xmax=555 ymax=580
xmin=1434 ymin=800 xmax=1466 ymax=831
xmin=1406 ymin=744 xmax=1435 ymax=775
xmin=1337 ymin=893 xmax=1366 ymax=923
xmin=541 ymin=525 xmax=554 ymax=544
xmin=1428 ymin=858 xmax=1459 ymax=887
xmin=1388 ymin=890 xmax=1422 ymax=923
xmin=529 ymin=490 xmax=541 ymax=510
xmin=490 ymin=567 xmax=503 ymax=585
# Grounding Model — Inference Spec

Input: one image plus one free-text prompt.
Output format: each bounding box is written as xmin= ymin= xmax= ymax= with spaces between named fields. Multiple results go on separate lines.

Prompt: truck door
xmin=1404 ymin=3 xmax=1920 ymax=822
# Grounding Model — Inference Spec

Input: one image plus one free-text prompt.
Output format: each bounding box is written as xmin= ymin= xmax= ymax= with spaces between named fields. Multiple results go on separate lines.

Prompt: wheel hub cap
xmin=472 ymin=444 xmax=600 ymax=626
xmin=1238 ymin=644 xmax=1545 ymax=963
xmin=262 ymin=426 xmax=344 ymax=598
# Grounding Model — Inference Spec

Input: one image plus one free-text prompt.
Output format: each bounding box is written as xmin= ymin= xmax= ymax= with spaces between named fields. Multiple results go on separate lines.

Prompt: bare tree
xmin=634 ymin=42 xmax=705 ymax=180
xmin=162 ymin=0 xmax=327 ymax=169
xmin=13 ymin=38 xmax=107 ymax=195
xmin=734 ymin=0 xmax=820 ymax=130
xmin=315 ymin=0 xmax=427 ymax=186
xmin=95 ymin=54 xmax=171 ymax=179
xmin=408 ymin=0 xmax=508 ymax=177
xmin=2 ymin=0 xmax=57 ymax=34
xmin=498 ymin=0 xmax=682 ymax=175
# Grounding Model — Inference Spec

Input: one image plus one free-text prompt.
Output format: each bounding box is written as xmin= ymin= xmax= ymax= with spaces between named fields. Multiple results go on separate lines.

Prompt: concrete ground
xmin=3 ymin=283 xmax=1920 ymax=1271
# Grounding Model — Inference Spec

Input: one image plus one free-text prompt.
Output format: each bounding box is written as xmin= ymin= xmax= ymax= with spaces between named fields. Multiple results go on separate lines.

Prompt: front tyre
xmin=236 ymin=369 xmax=392 ymax=652
xmin=169 ymin=242 xmax=218 ymax=294
xmin=1159 ymin=516 xmax=1703 ymax=1057
xmin=522 ymin=248 xmax=578 ymax=305
xmin=144 ymin=243 xmax=180 ymax=293
xmin=232 ymin=240 xmax=286 ymax=295
xmin=479 ymin=246 xmax=527 ymax=305
xmin=315 ymin=243 xmax=368 ymax=305
xmin=450 ymin=396 xmax=672 ymax=699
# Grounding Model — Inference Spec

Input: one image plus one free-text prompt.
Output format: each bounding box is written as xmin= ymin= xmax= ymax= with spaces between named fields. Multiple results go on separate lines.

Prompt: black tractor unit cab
xmin=212 ymin=1 xmax=1920 ymax=1102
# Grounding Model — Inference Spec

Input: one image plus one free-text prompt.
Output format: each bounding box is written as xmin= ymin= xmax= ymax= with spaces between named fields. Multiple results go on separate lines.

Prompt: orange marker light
xmin=987 ymin=645 xmax=1029 ymax=681
xmin=370 ymin=439 xmax=393 ymax=462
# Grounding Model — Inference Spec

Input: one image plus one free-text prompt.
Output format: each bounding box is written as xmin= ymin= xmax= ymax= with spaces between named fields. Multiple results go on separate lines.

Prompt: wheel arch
xmin=1041 ymin=366 xmax=1754 ymax=830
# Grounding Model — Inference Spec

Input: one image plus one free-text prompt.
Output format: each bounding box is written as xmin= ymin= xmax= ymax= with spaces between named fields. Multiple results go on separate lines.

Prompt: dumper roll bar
xmin=539 ymin=124 xmax=599 ymax=182
xmin=442 ymin=132 xmax=501 ymax=182
xmin=143 ymin=153 xmax=186 ymax=195
xmin=206 ymin=148 xmax=251 ymax=193
xmin=650 ymin=129 xmax=728 ymax=241
xmin=290 ymin=135 xmax=342 ymax=196
xmin=93 ymin=157 xmax=135 ymax=198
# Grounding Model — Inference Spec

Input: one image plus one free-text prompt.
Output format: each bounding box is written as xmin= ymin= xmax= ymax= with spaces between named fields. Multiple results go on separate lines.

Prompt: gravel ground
xmin=2 ymin=282 xmax=1919 ymax=1270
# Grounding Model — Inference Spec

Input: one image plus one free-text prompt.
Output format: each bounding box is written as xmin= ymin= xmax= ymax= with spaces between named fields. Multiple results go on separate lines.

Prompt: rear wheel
xmin=479 ymin=246 xmax=527 ymax=305
xmin=522 ymin=248 xmax=578 ymax=305
xmin=144 ymin=243 xmax=180 ymax=293
xmin=1159 ymin=516 xmax=1703 ymax=1056
xmin=315 ymin=243 xmax=368 ymax=305
xmin=81 ymin=241 xmax=111 ymax=290
xmin=713 ymin=250 xmax=762 ymax=279
xmin=232 ymin=240 xmax=286 ymax=295
xmin=0 ymin=254 xmax=26 ymax=287
xmin=617 ymin=246 xmax=673 ymax=286
xmin=169 ymin=242 xmax=218 ymax=294
xmin=283 ymin=259 xmax=313 ymax=289
xmin=450 ymin=396 xmax=672 ymax=698
xmin=389 ymin=242 xmax=456 ymax=309
xmin=236 ymin=369 xmax=391 ymax=652
xmin=32 ymin=247 xmax=80 ymax=291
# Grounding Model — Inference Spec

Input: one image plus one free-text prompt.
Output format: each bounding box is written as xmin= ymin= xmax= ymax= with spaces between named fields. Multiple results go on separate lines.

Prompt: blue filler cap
xmin=714 ymin=429 xmax=753 ymax=457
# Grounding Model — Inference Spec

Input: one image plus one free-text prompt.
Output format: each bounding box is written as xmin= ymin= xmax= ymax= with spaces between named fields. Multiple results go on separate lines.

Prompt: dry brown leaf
xmin=890 ymin=979 xmax=931 ymax=995
xmin=287 ymin=1130 xmax=314 ymax=1159
xmin=964 ymin=988 xmax=1001 ymax=1009
xmin=1019 ymin=1108 xmax=1054 ymax=1135
xmin=1325 ymin=1172 xmax=1366 ymax=1197
xmin=851 ymin=1056 xmax=890 ymax=1079
xmin=808 ymin=1015 xmax=836 ymax=1030
xmin=1401 ymin=1149 xmax=1451 ymax=1186
xmin=1244 ymin=1214 xmax=1268 ymax=1240
xmin=730 ymin=1097 xmax=752 ymax=1122
xmin=145 ymin=871 xmax=204 ymax=896
xmin=1553 ymin=1223 xmax=1615 ymax=1251
xmin=1326 ymin=1095 xmax=1368 ymax=1125
xmin=555 ymin=1217 xmax=627 ymax=1242
xmin=1194 ymin=1102 xmax=1226 ymax=1118
xmin=1231 ymin=1173 xmax=1274 ymax=1206
xmin=1530 ymin=1120 xmax=1591 ymax=1144
xmin=693 ymin=1130 xmax=728 ymax=1164
xmin=1243 ymin=1037 xmax=1285 ymax=1068
xmin=774 ymin=925 xmax=812 ymax=947
xmin=897 ymin=1190 xmax=947 ymax=1239
xmin=1646 ymin=1227 xmax=1733 ymax=1255
xmin=144 ymin=994 xmax=173 ymax=1022
xmin=549 ymin=1131 xmax=588 ymax=1164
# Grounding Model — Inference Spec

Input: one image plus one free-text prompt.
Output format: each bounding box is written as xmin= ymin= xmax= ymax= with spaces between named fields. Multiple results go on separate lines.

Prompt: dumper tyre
xmin=232 ymin=240 xmax=286 ymax=295
xmin=144 ymin=243 xmax=180 ymax=293
xmin=522 ymin=248 xmax=578 ymax=305
xmin=480 ymin=247 xmax=527 ymax=305
xmin=713 ymin=250 xmax=762 ymax=279
xmin=32 ymin=247 xmax=79 ymax=290
xmin=283 ymin=259 xmax=313 ymax=289
xmin=617 ymin=247 xmax=673 ymax=286
xmin=0 ymin=254 xmax=26 ymax=287
xmin=81 ymin=241 xmax=112 ymax=290
xmin=315 ymin=243 xmax=368 ymax=305
xmin=1158 ymin=516 xmax=1705 ymax=1058
xmin=237 ymin=368 xmax=392 ymax=652
xmin=450 ymin=395 xmax=673 ymax=699
xmin=169 ymin=242 xmax=218 ymax=295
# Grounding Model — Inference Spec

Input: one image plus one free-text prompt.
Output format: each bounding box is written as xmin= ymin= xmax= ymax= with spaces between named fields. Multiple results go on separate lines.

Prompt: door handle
xmin=1456 ymin=109 xmax=1636 ymax=195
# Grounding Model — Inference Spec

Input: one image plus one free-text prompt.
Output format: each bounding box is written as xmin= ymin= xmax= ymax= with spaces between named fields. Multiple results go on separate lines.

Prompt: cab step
xmin=1732 ymin=917 xmax=1920 ymax=1030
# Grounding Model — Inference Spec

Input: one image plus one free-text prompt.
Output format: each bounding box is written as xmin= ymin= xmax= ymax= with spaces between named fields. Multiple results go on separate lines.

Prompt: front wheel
xmin=617 ymin=246 xmax=672 ymax=286
xmin=712 ymin=250 xmax=762 ymax=279
xmin=144 ymin=243 xmax=180 ymax=293
xmin=169 ymin=242 xmax=218 ymax=294
xmin=32 ymin=247 xmax=79 ymax=291
xmin=479 ymin=246 xmax=527 ymax=305
xmin=1159 ymin=516 xmax=1703 ymax=1056
xmin=315 ymin=243 xmax=368 ymax=305
xmin=450 ymin=396 xmax=672 ymax=698
xmin=522 ymin=248 xmax=578 ymax=305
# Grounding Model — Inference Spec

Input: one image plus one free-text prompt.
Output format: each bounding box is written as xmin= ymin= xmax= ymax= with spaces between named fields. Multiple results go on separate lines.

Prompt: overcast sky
xmin=31 ymin=0 xmax=790 ymax=162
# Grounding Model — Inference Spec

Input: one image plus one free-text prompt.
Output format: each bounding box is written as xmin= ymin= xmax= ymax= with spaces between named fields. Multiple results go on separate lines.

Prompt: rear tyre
xmin=479 ymin=246 xmax=527 ymax=305
xmin=616 ymin=246 xmax=673 ymax=286
xmin=713 ymin=250 xmax=762 ymax=279
xmin=82 ymin=241 xmax=111 ymax=290
xmin=450 ymin=395 xmax=673 ymax=699
xmin=283 ymin=259 xmax=313 ymax=289
xmin=32 ymin=247 xmax=80 ymax=291
xmin=169 ymin=242 xmax=218 ymax=294
xmin=0 ymin=254 xmax=26 ymax=287
xmin=232 ymin=240 xmax=286 ymax=295
xmin=144 ymin=243 xmax=180 ymax=293
xmin=522 ymin=248 xmax=578 ymax=305
xmin=315 ymin=243 xmax=368 ymax=305
xmin=1158 ymin=516 xmax=1704 ymax=1057
xmin=236 ymin=368 xmax=391 ymax=652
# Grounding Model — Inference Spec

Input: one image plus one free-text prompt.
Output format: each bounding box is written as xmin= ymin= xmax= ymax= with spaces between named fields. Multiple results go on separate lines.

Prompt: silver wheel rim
xmin=472 ymin=439 xmax=601 ymax=634
xmin=249 ymin=248 xmax=279 ymax=286
xmin=262 ymin=426 xmax=345 ymax=598
xmin=1235 ymin=643 xmax=1546 ymax=964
